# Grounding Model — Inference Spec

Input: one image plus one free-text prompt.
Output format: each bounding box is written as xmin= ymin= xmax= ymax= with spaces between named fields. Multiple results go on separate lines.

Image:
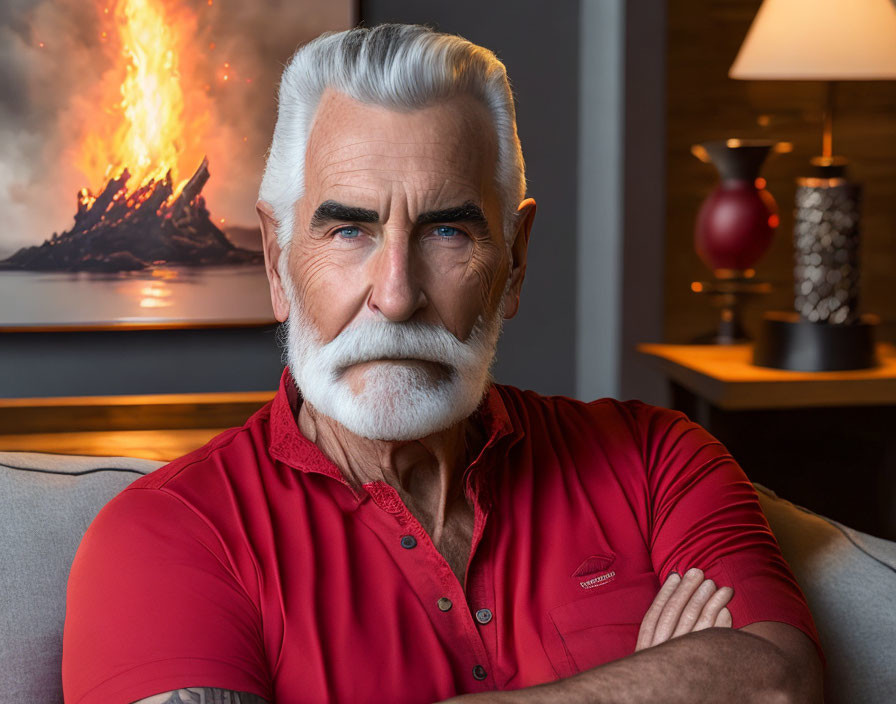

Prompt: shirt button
xmin=400 ymin=535 xmax=417 ymax=549
xmin=437 ymin=597 xmax=453 ymax=612
xmin=472 ymin=664 xmax=488 ymax=680
xmin=475 ymin=608 xmax=493 ymax=624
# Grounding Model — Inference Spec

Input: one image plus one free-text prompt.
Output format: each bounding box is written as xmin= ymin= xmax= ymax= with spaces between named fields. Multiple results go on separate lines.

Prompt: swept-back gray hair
xmin=258 ymin=23 xmax=527 ymax=248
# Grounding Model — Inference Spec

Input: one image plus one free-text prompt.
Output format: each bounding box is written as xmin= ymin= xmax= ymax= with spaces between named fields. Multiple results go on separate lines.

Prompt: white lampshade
xmin=730 ymin=0 xmax=896 ymax=80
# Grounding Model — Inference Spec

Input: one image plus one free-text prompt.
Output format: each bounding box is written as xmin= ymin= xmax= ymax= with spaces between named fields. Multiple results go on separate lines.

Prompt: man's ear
xmin=502 ymin=197 xmax=536 ymax=319
xmin=256 ymin=200 xmax=291 ymax=323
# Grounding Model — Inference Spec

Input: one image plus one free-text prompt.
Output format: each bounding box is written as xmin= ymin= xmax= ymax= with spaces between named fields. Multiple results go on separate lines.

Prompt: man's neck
xmin=296 ymin=400 xmax=485 ymax=539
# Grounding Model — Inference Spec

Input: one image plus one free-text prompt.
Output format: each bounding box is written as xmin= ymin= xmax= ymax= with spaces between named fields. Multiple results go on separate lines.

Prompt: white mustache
xmin=316 ymin=320 xmax=485 ymax=377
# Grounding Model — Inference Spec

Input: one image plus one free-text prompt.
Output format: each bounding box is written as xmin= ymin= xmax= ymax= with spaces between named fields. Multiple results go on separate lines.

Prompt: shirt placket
xmin=463 ymin=473 xmax=499 ymax=678
xmin=360 ymin=477 xmax=498 ymax=693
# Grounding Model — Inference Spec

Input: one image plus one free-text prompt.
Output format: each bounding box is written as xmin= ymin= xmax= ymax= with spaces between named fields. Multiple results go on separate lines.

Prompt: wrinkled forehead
xmin=302 ymin=88 xmax=500 ymax=207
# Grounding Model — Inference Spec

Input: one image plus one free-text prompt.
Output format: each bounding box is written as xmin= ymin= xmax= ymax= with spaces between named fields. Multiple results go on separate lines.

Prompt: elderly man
xmin=63 ymin=23 xmax=823 ymax=704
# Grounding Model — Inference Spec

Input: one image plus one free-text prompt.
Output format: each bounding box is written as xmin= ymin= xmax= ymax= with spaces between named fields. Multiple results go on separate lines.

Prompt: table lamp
xmin=729 ymin=0 xmax=896 ymax=371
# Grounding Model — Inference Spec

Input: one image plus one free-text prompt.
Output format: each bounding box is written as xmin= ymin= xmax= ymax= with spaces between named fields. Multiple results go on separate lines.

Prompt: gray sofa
xmin=2 ymin=451 xmax=894 ymax=703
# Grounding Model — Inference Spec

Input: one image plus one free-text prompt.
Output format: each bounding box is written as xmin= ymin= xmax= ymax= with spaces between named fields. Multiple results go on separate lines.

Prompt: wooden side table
xmin=638 ymin=343 xmax=896 ymax=541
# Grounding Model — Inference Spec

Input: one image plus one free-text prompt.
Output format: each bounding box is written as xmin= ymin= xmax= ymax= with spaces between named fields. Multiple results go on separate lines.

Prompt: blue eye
xmin=435 ymin=226 xmax=460 ymax=238
xmin=334 ymin=226 xmax=360 ymax=239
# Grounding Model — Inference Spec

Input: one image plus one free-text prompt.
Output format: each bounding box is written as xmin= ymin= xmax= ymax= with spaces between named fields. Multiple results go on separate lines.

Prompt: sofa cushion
xmin=755 ymin=482 xmax=896 ymax=703
xmin=0 ymin=452 xmax=163 ymax=702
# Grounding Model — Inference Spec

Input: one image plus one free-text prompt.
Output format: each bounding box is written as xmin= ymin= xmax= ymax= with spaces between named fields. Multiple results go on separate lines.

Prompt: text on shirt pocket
xmin=544 ymin=571 xmax=659 ymax=678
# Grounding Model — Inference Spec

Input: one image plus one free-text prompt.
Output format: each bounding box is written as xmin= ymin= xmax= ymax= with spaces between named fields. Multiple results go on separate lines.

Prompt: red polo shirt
xmin=63 ymin=368 xmax=823 ymax=703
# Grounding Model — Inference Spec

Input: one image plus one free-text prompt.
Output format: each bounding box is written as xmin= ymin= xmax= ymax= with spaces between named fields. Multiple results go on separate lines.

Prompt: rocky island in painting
xmin=0 ymin=158 xmax=263 ymax=273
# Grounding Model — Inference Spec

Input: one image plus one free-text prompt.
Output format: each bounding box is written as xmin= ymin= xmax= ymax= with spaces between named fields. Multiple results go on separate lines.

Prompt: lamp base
xmin=752 ymin=311 xmax=879 ymax=371
xmin=690 ymin=274 xmax=772 ymax=345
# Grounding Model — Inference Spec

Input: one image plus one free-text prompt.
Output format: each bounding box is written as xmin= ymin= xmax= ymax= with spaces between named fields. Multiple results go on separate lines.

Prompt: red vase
xmin=694 ymin=140 xmax=778 ymax=273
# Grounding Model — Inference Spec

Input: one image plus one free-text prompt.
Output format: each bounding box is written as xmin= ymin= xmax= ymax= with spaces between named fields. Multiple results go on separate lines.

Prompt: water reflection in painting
xmin=0 ymin=264 xmax=272 ymax=326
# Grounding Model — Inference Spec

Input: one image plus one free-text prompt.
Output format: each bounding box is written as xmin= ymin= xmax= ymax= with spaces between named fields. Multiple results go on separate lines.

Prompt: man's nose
xmin=366 ymin=235 xmax=427 ymax=322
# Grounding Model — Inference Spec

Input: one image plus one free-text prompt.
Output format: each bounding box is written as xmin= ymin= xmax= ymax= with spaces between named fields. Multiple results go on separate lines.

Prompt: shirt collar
xmin=268 ymin=366 xmax=522 ymax=486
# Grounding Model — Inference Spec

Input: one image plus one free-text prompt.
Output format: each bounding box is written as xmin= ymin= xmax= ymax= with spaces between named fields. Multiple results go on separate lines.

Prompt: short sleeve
xmin=634 ymin=402 xmax=826 ymax=669
xmin=62 ymin=487 xmax=271 ymax=704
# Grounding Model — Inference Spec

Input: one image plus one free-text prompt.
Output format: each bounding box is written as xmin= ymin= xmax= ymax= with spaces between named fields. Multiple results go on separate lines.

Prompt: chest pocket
xmin=544 ymin=572 xmax=659 ymax=678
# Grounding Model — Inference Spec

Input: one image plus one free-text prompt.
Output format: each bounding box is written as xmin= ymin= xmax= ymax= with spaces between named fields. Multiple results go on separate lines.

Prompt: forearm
xmin=449 ymin=628 xmax=808 ymax=704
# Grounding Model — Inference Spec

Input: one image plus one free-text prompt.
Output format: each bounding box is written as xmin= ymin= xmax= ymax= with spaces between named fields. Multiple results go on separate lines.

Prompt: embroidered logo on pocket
xmin=572 ymin=553 xmax=617 ymax=589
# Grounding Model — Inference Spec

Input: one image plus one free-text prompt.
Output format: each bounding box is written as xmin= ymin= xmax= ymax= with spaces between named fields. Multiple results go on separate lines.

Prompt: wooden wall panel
xmin=666 ymin=0 xmax=896 ymax=344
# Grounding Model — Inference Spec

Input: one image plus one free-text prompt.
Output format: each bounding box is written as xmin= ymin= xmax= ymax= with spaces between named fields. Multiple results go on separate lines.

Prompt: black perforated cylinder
xmin=793 ymin=180 xmax=862 ymax=325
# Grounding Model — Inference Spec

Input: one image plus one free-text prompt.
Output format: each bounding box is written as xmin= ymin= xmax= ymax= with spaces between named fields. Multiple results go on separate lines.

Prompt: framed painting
xmin=0 ymin=0 xmax=357 ymax=330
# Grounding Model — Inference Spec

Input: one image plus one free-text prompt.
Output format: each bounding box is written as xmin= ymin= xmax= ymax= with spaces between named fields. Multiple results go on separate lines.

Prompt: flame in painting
xmin=113 ymin=0 xmax=184 ymax=190
xmin=78 ymin=0 xmax=208 ymax=200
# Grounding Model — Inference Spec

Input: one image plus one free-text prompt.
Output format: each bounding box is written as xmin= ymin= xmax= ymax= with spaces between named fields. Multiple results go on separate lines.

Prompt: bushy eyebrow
xmin=310 ymin=201 xmax=379 ymax=230
xmin=309 ymin=199 xmax=490 ymax=232
xmin=416 ymin=201 xmax=490 ymax=230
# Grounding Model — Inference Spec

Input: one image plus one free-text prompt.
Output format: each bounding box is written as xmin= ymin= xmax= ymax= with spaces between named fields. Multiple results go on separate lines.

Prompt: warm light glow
xmin=140 ymin=284 xmax=172 ymax=298
xmin=768 ymin=214 xmax=780 ymax=228
xmin=690 ymin=144 xmax=711 ymax=163
xmin=118 ymin=0 xmax=180 ymax=187
xmin=77 ymin=188 xmax=97 ymax=210
xmin=151 ymin=267 xmax=179 ymax=280
xmin=773 ymin=142 xmax=794 ymax=154
xmin=78 ymin=0 xmax=209 ymax=199
xmin=755 ymin=177 xmax=767 ymax=189
xmin=139 ymin=297 xmax=173 ymax=308
xmin=691 ymin=282 xmax=704 ymax=293
xmin=823 ymin=125 xmax=832 ymax=159
xmin=726 ymin=138 xmax=743 ymax=148
xmin=757 ymin=114 xmax=771 ymax=126
xmin=730 ymin=0 xmax=896 ymax=80
xmin=135 ymin=276 xmax=175 ymax=308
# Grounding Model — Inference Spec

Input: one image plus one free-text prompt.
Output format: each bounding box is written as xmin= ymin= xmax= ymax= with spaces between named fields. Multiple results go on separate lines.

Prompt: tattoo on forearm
xmin=135 ymin=688 xmax=269 ymax=704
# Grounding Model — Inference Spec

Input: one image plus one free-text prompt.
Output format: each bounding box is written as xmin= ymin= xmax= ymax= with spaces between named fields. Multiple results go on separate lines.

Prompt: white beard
xmin=277 ymin=266 xmax=506 ymax=442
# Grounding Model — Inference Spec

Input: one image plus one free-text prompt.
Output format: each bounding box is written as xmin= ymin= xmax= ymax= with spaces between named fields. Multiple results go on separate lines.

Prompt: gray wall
xmin=1 ymin=0 xmax=582 ymax=399
xmin=575 ymin=0 xmax=667 ymax=405
xmin=0 ymin=326 xmax=284 ymax=397
xmin=576 ymin=0 xmax=624 ymax=401
xmin=619 ymin=0 xmax=666 ymax=406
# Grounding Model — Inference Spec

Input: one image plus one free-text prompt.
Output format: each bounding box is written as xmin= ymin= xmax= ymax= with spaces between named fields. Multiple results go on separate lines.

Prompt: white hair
xmin=259 ymin=23 xmax=527 ymax=248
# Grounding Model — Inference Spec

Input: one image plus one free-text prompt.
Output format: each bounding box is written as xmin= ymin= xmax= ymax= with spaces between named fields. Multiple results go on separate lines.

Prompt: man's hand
xmin=636 ymin=568 xmax=733 ymax=651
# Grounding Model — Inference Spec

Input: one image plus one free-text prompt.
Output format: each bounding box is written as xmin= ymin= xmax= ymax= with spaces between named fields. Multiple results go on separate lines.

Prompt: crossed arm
xmin=441 ymin=622 xmax=822 ymax=704
xmin=440 ymin=570 xmax=824 ymax=704
xmin=133 ymin=569 xmax=822 ymax=704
